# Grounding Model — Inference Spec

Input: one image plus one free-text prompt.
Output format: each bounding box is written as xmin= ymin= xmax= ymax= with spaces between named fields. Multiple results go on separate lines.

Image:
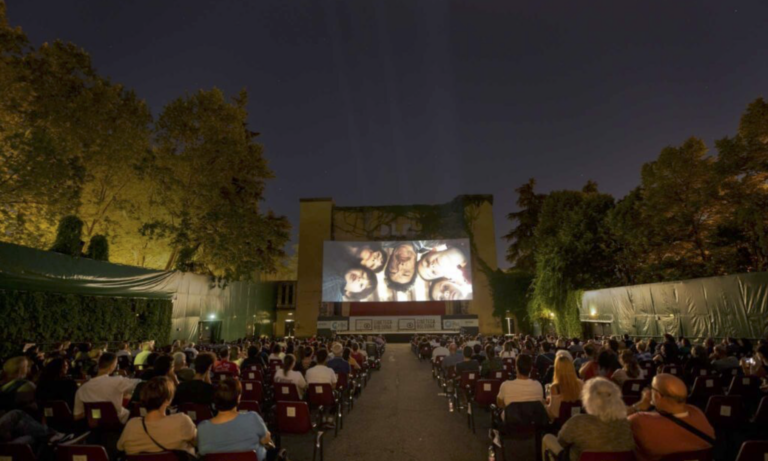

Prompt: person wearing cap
xmin=327 ymin=344 xmax=351 ymax=375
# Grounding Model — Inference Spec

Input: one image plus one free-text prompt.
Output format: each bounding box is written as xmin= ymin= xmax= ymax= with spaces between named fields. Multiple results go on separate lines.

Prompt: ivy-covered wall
xmin=0 ymin=289 xmax=172 ymax=359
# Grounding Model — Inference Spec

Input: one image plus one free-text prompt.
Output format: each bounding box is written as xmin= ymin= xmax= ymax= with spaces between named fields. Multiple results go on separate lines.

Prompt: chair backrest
xmin=205 ymin=452 xmax=259 ymax=461
xmin=83 ymin=401 xmax=123 ymax=430
xmin=434 ymin=355 xmax=445 ymax=365
xmin=56 ymin=445 xmax=111 ymax=461
xmin=276 ymin=401 xmax=312 ymax=434
xmin=42 ymin=400 xmax=74 ymax=426
xmin=727 ymin=375 xmax=761 ymax=399
xmin=178 ymin=402 xmax=213 ymax=425
xmin=557 ymin=400 xmax=583 ymax=426
xmin=491 ymin=370 xmax=506 ymax=381
xmin=126 ymin=453 xmax=179 ymax=461
xmin=735 ymin=440 xmax=768 ymax=461
xmin=661 ymin=365 xmax=680 ymax=376
xmin=704 ymin=395 xmax=746 ymax=427
xmin=239 ymin=400 xmax=262 ymax=415
xmin=474 ymin=379 xmax=502 ymax=407
xmin=579 ymin=451 xmax=635 ymax=461
xmin=690 ymin=376 xmax=720 ymax=398
xmin=274 ymin=382 xmax=302 ymax=402
xmin=336 ymin=372 xmax=349 ymax=390
xmin=752 ymin=396 xmax=768 ymax=424
xmin=622 ymin=379 xmax=646 ymax=396
xmin=658 ymin=448 xmax=712 ymax=461
xmin=0 ymin=443 xmax=36 ymax=461
xmin=459 ymin=370 xmax=479 ymax=391
xmin=241 ymin=369 xmax=263 ymax=381
xmin=308 ymin=383 xmax=336 ymax=407
xmin=213 ymin=371 xmax=235 ymax=382
xmin=269 ymin=359 xmax=283 ymax=368
xmin=241 ymin=380 xmax=264 ymax=402
xmin=445 ymin=366 xmax=457 ymax=380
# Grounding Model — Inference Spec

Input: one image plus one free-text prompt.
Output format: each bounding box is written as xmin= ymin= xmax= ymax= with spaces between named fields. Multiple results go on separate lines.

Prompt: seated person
xmin=0 ymin=356 xmax=37 ymax=413
xmin=198 ymin=378 xmax=273 ymax=461
xmin=174 ymin=353 xmax=216 ymax=407
xmin=117 ymin=377 xmax=196 ymax=456
xmin=327 ymin=344 xmax=351 ymax=375
xmin=173 ymin=352 xmax=195 ymax=382
xmin=350 ymin=343 xmax=366 ymax=367
xmin=131 ymin=355 xmax=178 ymax=403
xmin=741 ymin=344 xmax=767 ymax=378
xmin=74 ymin=353 xmax=141 ymax=424
xmin=496 ymin=354 xmax=544 ymax=409
xmin=546 ymin=356 xmax=583 ymax=421
xmin=543 ymin=377 xmax=634 ymax=461
xmin=0 ymin=409 xmax=74 ymax=452
xmin=133 ymin=343 xmax=153 ymax=366
xmin=628 ymin=373 xmax=715 ymax=461
xmin=710 ymin=345 xmax=739 ymax=373
xmin=456 ymin=346 xmax=481 ymax=374
xmin=35 ymin=358 xmax=79 ymax=410
xmin=274 ymin=355 xmax=307 ymax=398
xmin=306 ymin=349 xmax=337 ymax=385
xmin=431 ymin=340 xmax=450 ymax=362
xmin=213 ymin=347 xmax=240 ymax=376
xmin=241 ymin=345 xmax=266 ymax=370
xmin=481 ymin=346 xmax=503 ymax=378
xmin=535 ymin=342 xmax=556 ymax=378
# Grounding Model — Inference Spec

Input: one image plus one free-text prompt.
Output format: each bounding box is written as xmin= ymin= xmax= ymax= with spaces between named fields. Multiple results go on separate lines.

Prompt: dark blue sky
xmin=8 ymin=0 xmax=768 ymax=268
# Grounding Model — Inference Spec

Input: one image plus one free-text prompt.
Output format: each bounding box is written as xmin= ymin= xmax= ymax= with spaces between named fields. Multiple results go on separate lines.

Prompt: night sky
xmin=8 ymin=1 xmax=768 ymax=268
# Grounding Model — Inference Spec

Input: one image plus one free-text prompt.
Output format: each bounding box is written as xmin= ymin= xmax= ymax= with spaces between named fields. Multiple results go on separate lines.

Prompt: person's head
xmin=581 ymin=377 xmax=626 ymax=422
xmin=229 ymin=346 xmax=240 ymax=362
xmin=691 ymin=345 xmax=706 ymax=359
xmin=247 ymin=346 xmax=259 ymax=359
xmin=555 ymin=349 xmax=573 ymax=362
xmin=98 ymin=352 xmax=117 ymax=374
xmin=584 ymin=343 xmax=597 ymax=359
xmin=463 ymin=346 xmax=473 ymax=360
xmin=417 ymin=246 xmax=467 ymax=281
xmin=552 ymin=356 xmax=581 ymax=401
xmin=342 ymin=266 xmax=378 ymax=300
xmin=486 ymin=347 xmax=496 ymax=359
xmin=608 ymin=339 xmax=620 ymax=353
xmin=282 ymin=354 xmax=296 ymax=376
xmin=636 ymin=341 xmax=647 ymax=353
xmin=541 ymin=342 xmax=552 ymax=353
xmin=332 ymin=343 xmax=343 ymax=357
xmin=663 ymin=333 xmax=675 ymax=344
xmin=572 ymin=337 xmax=581 ymax=345
xmin=429 ymin=278 xmax=466 ymax=301
xmin=40 ymin=357 xmax=68 ymax=381
xmin=713 ymin=345 xmax=727 ymax=359
xmin=650 ymin=374 xmax=688 ymax=413
xmin=473 ymin=344 xmax=482 ymax=355
xmin=194 ymin=352 xmax=215 ymax=376
xmin=343 ymin=347 xmax=352 ymax=361
xmin=218 ymin=347 xmax=230 ymax=360
xmin=385 ymin=243 xmax=418 ymax=291
xmin=755 ymin=344 xmax=768 ymax=365
xmin=351 ymin=343 xmax=359 ymax=352
xmin=598 ymin=350 xmax=620 ymax=373
xmin=316 ymin=348 xmax=329 ymax=365
xmin=272 ymin=343 xmax=282 ymax=355
xmin=516 ymin=353 xmax=533 ymax=377
xmin=449 ymin=343 xmax=457 ymax=354
xmin=2 ymin=356 xmax=29 ymax=380
xmin=153 ymin=355 xmax=174 ymax=377
xmin=214 ymin=378 xmax=242 ymax=411
xmin=140 ymin=376 xmax=175 ymax=412
xmin=172 ymin=352 xmax=186 ymax=370
xmin=358 ymin=243 xmax=389 ymax=273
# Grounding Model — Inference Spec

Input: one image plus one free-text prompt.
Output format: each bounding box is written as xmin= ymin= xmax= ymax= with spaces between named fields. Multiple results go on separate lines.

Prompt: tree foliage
xmin=503 ymin=178 xmax=545 ymax=272
xmin=49 ymin=215 xmax=84 ymax=257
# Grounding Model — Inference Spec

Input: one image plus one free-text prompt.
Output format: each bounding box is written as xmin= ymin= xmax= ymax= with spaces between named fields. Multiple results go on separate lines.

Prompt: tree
xmin=144 ymin=88 xmax=291 ymax=279
xmin=84 ymin=234 xmax=109 ymax=261
xmin=503 ymin=178 xmax=546 ymax=271
xmin=50 ymin=215 xmax=84 ymax=257
xmin=640 ymin=137 xmax=720 ymax=278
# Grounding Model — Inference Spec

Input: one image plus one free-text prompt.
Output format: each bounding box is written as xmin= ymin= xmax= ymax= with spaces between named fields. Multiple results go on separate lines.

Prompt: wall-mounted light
xmin=208 ymin=313 xmax=216 ymax=320
xmin=288 ymin=312 xmax=293 ymax=316
xmin=589 ymin=307 xmax=597 ymax=317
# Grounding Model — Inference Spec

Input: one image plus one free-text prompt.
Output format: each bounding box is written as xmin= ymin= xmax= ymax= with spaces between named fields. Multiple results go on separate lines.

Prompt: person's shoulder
xmin=169 ymin=412 xmax=195 ymax=426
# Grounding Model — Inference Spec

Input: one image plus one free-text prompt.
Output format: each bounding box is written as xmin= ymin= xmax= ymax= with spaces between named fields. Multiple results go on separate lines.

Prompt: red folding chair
xmin=490 ymin=370 xmax=507 ymax=381
xmin=468 ymin=379 xmax=501 ymax=433
xmin=622 ymin=379 xmax=646 ymax=397
xmin=275 ymin=401 xmax=324 ymax=461
xmin=56 ymin=445 xmax=111 ymax=461
xmin=126 ymin=453 xmax=179 ymax=461
xmin=335 ymin=373 xmax=354 ymax=412
xmin=0 ymin=444 xmax=36 ymax=461
xmin=239 ymin=400 xmax=262 ymax=415
xmin=579 ymin=452 xmax=635 ymax=461
xmin=689 ymin=376 xmax=721 ymax=409
xmin=704 ymin=395 xmax=747 ymax=428
xmin=212 ymin=370 xmax=235 ymax=382
xmin=658 ymin=449 xmax=712 ymax=461
xmin=241 ymin=369 xmax=264 ymax=381
xmin=274 ymin=382 xmax=302 ymax=402
xmin=558 ymin=400 xmax=583 ymax=427
xmin=42 ymin=400 xmax=74 ymax=432
xmin=178 ymin=403 xmax=213 ymax=425
xmin=459 ymin=370 xmax=479 ymax=397
xmin=83 ymin=401 xmax=123 ymax=431
xmin=661 ymin=365 xmax=681 ymax=377
xmin=735 ymin=440 xmax=768 ymax=461
xmin=752 ymin=396 xmax=768 ymax=424
xmin=307 ymin=383 xmax=341 ymax=436
xmin=727 ymin=375 xmax=762 ymax=405
xmin=205 ymin=452 xmax=259 ymax=461
xmin=241 ymin=380 xmax=264 ymax=403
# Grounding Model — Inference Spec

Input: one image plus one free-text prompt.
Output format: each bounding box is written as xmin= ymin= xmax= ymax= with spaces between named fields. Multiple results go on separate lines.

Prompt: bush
xmin=50 ymin=215 xmax=84 ymax=257
xmin=0 ymin=289 xmax=172 ymax=359
xmin=85 ymin=234 xmax=109 ymax=261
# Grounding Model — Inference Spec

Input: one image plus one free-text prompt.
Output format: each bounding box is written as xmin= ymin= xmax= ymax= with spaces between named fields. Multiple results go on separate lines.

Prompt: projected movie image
xmin=322 ymin=239 xmax=473 ymax=302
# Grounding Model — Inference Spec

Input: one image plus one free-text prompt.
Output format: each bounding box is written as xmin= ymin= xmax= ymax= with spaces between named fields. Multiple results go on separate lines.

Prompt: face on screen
xmin=417 ymin=247 xmax=467 ymax=281
xmin=359 ymin=247 xmax=385 ymax=272
xmin=344 ymin=268 xmax=371 ymax=294
xmin=387 ymin=243 xmax=417 ymax=284
xmin=430 ymin=279 xmax=465 ymax=301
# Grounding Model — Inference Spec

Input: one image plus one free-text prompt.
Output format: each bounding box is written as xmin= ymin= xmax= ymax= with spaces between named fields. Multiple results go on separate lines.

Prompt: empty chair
xmin=178 ymin=403 xmax=213 ymax=425
xmin=205 ymin=452 xmax=259 ymax=461
xmin=56 ymin=445 xmax=111 ymax=461
xmin=467 ymin=379 xmax=501 ymax=433
xmin=307 ymin=383 xmax=341 ymax=436
xmin=241 ymin=380 xmax=264 ymax=403
xmin=658 ymin=449 xmax=712 ymax=461
xmin=0 ymin=443 xmax=36 ymax=461
xmin=704 ymin=395 xmax=747 ymax=428
xmin=275 ymin=401 xmax=324 ymax=461
xmin=689 ymin=376 xmax=721 ymax=409
xmin=83 ymin=401 xmax=123 ymax=431
xmin=727 ymin=375 xmax=762 ymax=406
xmin=734 ymin=441 xmax=768 ymax=461
xmin=579 ymin=452 xmax=635 ymax=461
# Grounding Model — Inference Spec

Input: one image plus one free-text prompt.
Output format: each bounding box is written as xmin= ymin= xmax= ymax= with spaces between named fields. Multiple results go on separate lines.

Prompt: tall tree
xmin=504 ymin=178 xmax=546 ymax=271
xmin=145 ymin=88 xmax=291 ymax=279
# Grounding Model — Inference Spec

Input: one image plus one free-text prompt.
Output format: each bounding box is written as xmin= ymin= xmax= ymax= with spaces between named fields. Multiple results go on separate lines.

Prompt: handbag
xmin=141 ymin=417 xmax=197 ymax=461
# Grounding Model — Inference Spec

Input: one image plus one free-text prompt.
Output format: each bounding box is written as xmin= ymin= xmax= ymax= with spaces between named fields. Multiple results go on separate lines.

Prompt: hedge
xmin=0 ymin=289 xmax=172 ymax=359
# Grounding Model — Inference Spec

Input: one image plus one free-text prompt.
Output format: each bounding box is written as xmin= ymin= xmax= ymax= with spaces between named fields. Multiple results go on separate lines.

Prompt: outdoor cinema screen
xmin=321 ymin=239 xmax=473 ymax=303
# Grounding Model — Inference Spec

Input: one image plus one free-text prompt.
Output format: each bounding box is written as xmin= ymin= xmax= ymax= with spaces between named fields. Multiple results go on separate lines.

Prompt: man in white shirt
xmin=305 ymin=349 xmax=338 ymax=386
xmin=74 ymin=353 xmax=142 ymax=424
xmin=496 ymin=353 xmax=544 ymax=408
xmin=431 ymin=340 xmax=450 ymax=362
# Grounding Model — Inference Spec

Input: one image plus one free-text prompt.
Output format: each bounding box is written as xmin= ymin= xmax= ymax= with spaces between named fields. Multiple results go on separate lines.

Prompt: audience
xmin=327 ymin=345 xmax=351 ymax=375
xmin=496 ymin=354 xmax=544 ymax=408
xmin=213 ymin=347 xmax=240 ymax=375
xmin=543 ymin=377 xmax=634 ymax=461
xmin=173 ymin=352 xmax=215 ymax=407
xmin=117 ymin=376 xmax=196 ymax=456
xmin=274 ymin=354 xmax=307 ymax=398
xmin=305 ymin=349 xmax=337 ymax=386
xmin=710 ymin=345 xmax=739 ymax=373
xmin=480 ymin=346 xmax=503 ymax=378
xmin=173 ymin=352 xmax=195 ymax=382
xmin=0 ymin=356 xmax=37 ymax=413
xmin=456 ymin=346 xmax=481 ymax=374
xmin=74 ymin=353 xmax=141 ymax=424
xmin=546 ymin=356 xmax=583 ymax=421
xmin=241 ymin=345 xmax=266 ymax=371
xmin=35 ymin=358 xmax=78 ymax=409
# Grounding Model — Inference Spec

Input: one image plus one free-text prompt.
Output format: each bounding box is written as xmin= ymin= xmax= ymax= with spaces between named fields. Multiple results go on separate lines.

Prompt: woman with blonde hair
xmin=546 ymin=356 xmax=583 ymax=420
